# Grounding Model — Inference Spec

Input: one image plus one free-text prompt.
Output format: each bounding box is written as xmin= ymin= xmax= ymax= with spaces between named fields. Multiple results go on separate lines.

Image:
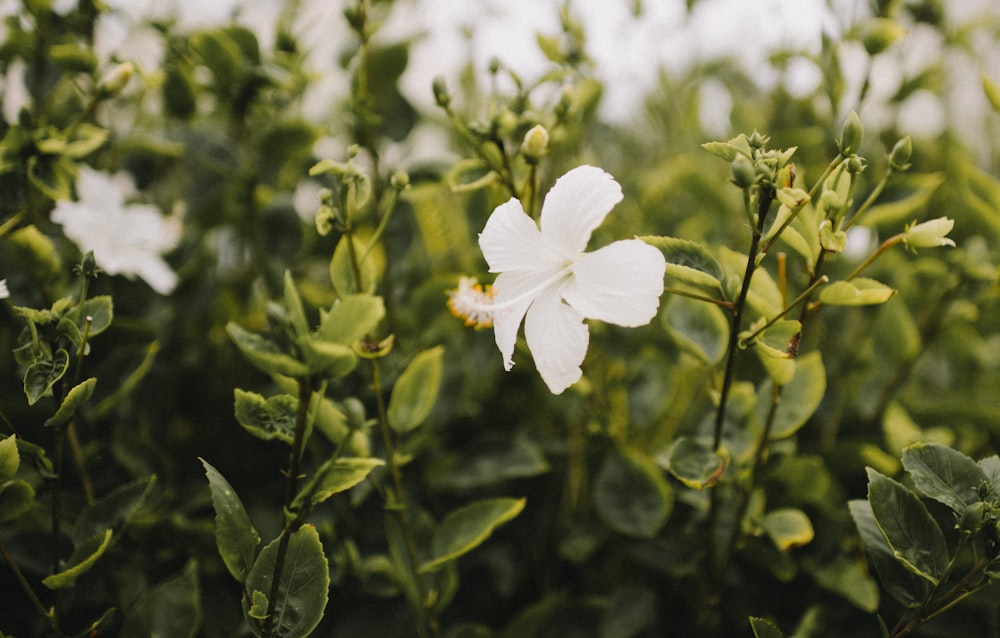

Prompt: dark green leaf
xmin=749 ymin=617 xmax=785 ymax=638
xmin=45 ymin=377 xmax=96 ymax=427
xmin=663 ymin=295 xmax=729 ymax=365
xmin=73 ymin=475 xmax=155 ymax=544
xmin=422 ymin=497 xmax=526 ymax=573
xmin=656 ymin=436 xmax=727 ymax=489
xmin=227 ymin=322 xmax=308 ymax=378
xmin=244 ymin=525 xmax=329 ymax=638
xmin=0 ymin=436 xmax=19 ymax=482
xmin=849 ymin=499 xmax=928 ymax=607
xmin=761 ymin=351 xmax=826 ymax=438
xmin=902 ymin=443 xmax=988 ymax=513
xmin=866 ymin=468 xmax=949 ymax=584
xmin=42 ymin=529 xmax=112 ymax=589
xmin=121 ymin=561 xmax=201 ymax=638
xmin=24 ymin=348 xmax=70 ymax=405
xmin=201 ymin=459 xmax=260 ymax=582
xmin=593 ymin=449 xmax=673 ymax=539
xmin=0 ymin=479 xmax=35 ymax=522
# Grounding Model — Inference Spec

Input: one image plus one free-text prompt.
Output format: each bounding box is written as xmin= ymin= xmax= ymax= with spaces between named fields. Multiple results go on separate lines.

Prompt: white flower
xmin=457 ymin=165 xmax=666 ymax=394
xmin=902 ymin=216 xmax=956 ymax=250
xmin=0 ymin=278 xmax=9 ymax=299
xmin=51 ymin=167 xmax=182 ymax=295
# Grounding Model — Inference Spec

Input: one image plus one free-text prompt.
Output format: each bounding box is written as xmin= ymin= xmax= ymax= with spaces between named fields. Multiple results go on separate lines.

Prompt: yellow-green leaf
xmin=42 ymin=529 xmax=112 ymax=590
xmin=387 ymin=346 xmax=444 ymax=433
xmin=421 ymin=497 xmax=525 ymax=573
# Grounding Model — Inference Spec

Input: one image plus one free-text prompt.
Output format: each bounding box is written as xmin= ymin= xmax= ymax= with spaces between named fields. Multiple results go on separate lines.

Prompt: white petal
xmin=524 ymin=289 xmax=589 ymax=394
xmin=479 ymin=198 xmax=555 ymax=273
xmin=539 ymin=166 xmax=623 ymax=256
xmin=563 ymin=239 xmax=666 ymax=326
xmin=491 ymin=269 xmax=553 ymax=371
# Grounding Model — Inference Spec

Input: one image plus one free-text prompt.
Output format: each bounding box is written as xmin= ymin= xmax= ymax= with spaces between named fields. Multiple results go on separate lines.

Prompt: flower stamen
xmin=448 ymin=277 xmax=496 ymax=328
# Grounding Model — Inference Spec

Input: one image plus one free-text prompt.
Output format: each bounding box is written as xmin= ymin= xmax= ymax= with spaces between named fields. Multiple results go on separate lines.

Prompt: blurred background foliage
xmin=1 ymin=0 xmax=999 ymax=636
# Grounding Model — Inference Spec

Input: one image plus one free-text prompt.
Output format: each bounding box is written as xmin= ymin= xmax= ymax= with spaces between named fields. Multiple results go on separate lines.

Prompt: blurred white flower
xmin=902 ymin=217 xmax=956 ymax=250
xmin=454 ymin=165 xmax=666 ymax=394
xmin=0 ymin=278 xmax=9 ymax=299
xmin=51 ymin=167 xmax=182 ymax=295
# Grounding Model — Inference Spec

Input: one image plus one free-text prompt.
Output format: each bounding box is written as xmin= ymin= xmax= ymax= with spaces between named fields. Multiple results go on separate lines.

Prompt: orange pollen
xmin=447 ymin=276 xmax=496 ymax=329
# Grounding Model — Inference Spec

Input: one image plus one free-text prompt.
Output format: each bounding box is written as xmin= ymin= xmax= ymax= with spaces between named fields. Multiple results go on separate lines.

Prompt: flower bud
xmin=889 ymin=136 xmax=912 ymax=171
xmin=432 ymin=76 xmax=450 ymax=108
xmin=390 ymin=170 xmax=409 ymax=190
xmin=903 ymin=217 xmax=956 ymax=250
xmin=837 ymin=111 xmax=863 ymax=156
xmin=521 ymin=124 xmax=549 ymax=162
xmin=846 ymin=156 xmax=867 ymax=174
xmin=859 ymin=18 xmax=905 ymax=56
xmin=97 ymin=62 xmax=134 ymax=97
xmin=731 ymin=154 xmax=755 ymax=188
xmin=748 ymin=130 xmax=770 ymax=149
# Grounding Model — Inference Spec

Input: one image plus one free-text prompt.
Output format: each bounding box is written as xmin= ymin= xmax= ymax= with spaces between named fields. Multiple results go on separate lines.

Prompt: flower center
xmin=448 ymin=265 xmax=574 ymax=328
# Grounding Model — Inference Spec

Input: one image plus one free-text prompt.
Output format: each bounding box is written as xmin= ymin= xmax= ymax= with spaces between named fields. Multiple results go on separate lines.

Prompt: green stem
xmin=843 ymin=234 xmax=903 ymax=282
xmin=663 ymin=286 xmax=735 ymax=311
xmin=0 ymin=540 xmax=60 ymax=634
xmin=739 ymin=275 xmax=829 ymax=346
xmin=262 ymin=379 xmax=313 ymax=638
xmin=842 ymin=168 xmax=895 ymax=231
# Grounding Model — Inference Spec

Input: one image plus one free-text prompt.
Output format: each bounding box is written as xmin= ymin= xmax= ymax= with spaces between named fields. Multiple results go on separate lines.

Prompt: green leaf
xmin=0 ymin=436 xmax=19 ymax=482
xmin=78 ymin=295 xmax=114 ymax=336
xmin=656 ymin=436 xmax=728 ymax=489
xmin=300 ymin=337 xmax=357 ymax=379
xmin=663 ymin=295 xmax=729 ymax=365
xmin=593 ymin=449 xmax=673 ymax=539
xmin=73 ymin=475 xmax=155 ymax=544
xmin=749 ymin=617 xmax=785 ymax=638
xmin=247 ymin=590 xmax=269 ymax=620
xmin=983 ymin=72 xmax=1000 ymax=114
xmin=818 ymin=278 xmax=895 ymax=306
xmin=421 ymin=497 xmax=526 ymax=573
xmin=902 ymin=443 xmax=988 ymax=514
xmin=330 ymin=235 xmax=377 ymax=297
xmin=24 ymin=348 xmax=70 ymax=405
xmin=861 ymin=173 xmax=945 ymax=228
xmin=849 ymin=499 xmax=928 ymax=607
xmin=292 ymin=457 xmax=384 ymax=511
xmin=45 ymin=377 xmax=96 ymax=427
xmin=761 ymin=508 xmax=814 ymax=551
xmin=0 ymin=479 xmax=35 ymax=522
xmin=387 ymin=346 xmax=444 ymax=433
xmin=760 ymin=351 xmax=826 ymax=439
xmin=429 ymin=438 xmax=550 ymax=491
xmin=190 ymin=29 xmax=245 ymax=92
xmin=638 ymin=235 xmax=724 ymax=281
xmin=233 ymin=389 xmax=298 ymax=444
xmin=163 ymin=64 xmax=197 ymax=119
xmin=63 ymin=123 xmax=109 ymax=159
xmin=866 ymin=468 xmax=949 ymax=585
xmin=602 ymin=586 xmax=656 ymax=638
xmin=244 ymin=525 xmax=329 ymax=638
xmin=701 ymin=134 xmax=752 ymax=162
xmin=42 ymin=528 xmax=113 ymax=590
xmin=201 ymin=459 xmax=261 ymax=582
xmin=227 ymin=322 xmax=308 ymax=378
xmin=121 ymin=561 xmax=202 ymax=638
xmin=447 ymin=158 xmax=498 ymax=193
xmin=318 ymin=294 xmax=385 ymax=344
xmin=810 ymin=556 xmax=880 ymax=612
xmin=282 ymin=271 xmax=309 ymax=338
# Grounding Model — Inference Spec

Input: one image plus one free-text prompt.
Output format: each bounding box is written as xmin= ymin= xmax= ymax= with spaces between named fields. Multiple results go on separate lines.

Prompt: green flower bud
xmin=97 ymin=62 xmax=135 ymax=97
xmin=521 ymin=124 xmax=550 ymax=162
xmin=859 ymin=18 xmax=905 ymax=56
xmin=432 ymin=76 xmax=450 ymax=108
xmin=390 ymin=171 xmax=409 ymax=190
xmin=755 ymin=160 xmax=773 ymax=182
xmin=748 ymin=130 xmax=770 ymax=149
xmin=846 ymin=156 xmax=867 ymax=174
xmin=731 ymin=154 xmax=755 ymax=188
xmin=494 ymin=107 xmax=519 ymax=137
xmin=889 ymin=136 xmax=912 ymax=171
xmin=837 ymin=111 xmax=863 ymax=156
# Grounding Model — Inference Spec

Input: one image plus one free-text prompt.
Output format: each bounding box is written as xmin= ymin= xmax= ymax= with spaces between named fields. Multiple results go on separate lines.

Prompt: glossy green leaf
xmin=656 ymin=436 xmax=728 ymax=489
xmin=0 ymin=436 xmax=18 ymax=482
xmin=77 ymin=295 xmax=114 ymax=336
xmin=388 ymin=346 xmax=444 ymax=433
xmin=45 ymin=377 xmax=96 ymax=428
xmin=227 ymin=323 xmax=308 ymax=378
xmin=42 ymin=528 xmax=112 ymax=590
xmin=121 ymin=561 xmax=201 ymax=638
xmin=902 ymin=443 xmax=988 ymax=514
xmin=421 ymin=497 xmax=526 ymax=572
xmin=331 ymin=236 xmax=377 ymax=297
xmin=663 ymin=295 xmax=729 ymax=365
xmin=761 ymin=351 xmax=826 ymax=439
xmin=244 ymin=525 xmax=329 ymax=638
xmin=866 ymin=468 xmax=949 ymax=585
xmin=24 ymin=348 xmax=70 ymax=405
xmin=749 ymin=617 xmax=785 ymax=638
xmin=593 ymin=450 xmax=673 ymax=539
xmin=762 ymin=508 xmax=814 ymax=551
xmin=292 ymin=456 xmax=384 ymax=510
xmin=0 ymin=479 xmax=35 ymax=522
xmin=201 ymin=459 xmax=260 ymax=582
xmin=318 ymin=294 xmax=385 ymax=345
xmin=818 ymin=278 xmax=895 ymax=306
xmin=849 ymin=499 xmax=928 ymax=607
xmin=233 ymin=389 xmax=298 ymax=444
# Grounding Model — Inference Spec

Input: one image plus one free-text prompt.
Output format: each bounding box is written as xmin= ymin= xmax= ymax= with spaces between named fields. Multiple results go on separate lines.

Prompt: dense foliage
xmin=1 ymin=1 xmax=999 ymax=637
